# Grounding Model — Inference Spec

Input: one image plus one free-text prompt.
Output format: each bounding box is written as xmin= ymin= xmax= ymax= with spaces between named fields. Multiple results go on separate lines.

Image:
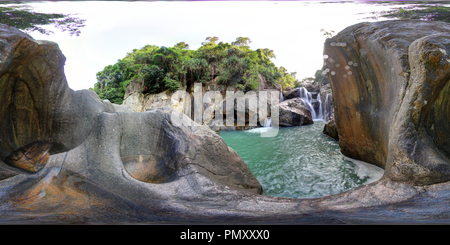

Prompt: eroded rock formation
xmin=0 ymin=24 xmax=264 ymax=223
xmin=278 ymin=98 xmax=314 ymax=127
xmin=324 ymin=20 xmax=450 ymax=185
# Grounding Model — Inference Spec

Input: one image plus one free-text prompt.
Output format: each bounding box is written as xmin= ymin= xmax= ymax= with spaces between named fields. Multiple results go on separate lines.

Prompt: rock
xmin=323 ymin=119 xmax=338 ymax=141
xmin=319 ymin=83 xmax=336 ymax=138
xmin=0 ymin=24 xmax=105 ymax=157
xmin=4 ymin=141 xmax=53 ymax=172
xmin=297 ymin=79 xmax=320 ymax=93
xmin=324 ymin=20 xmax=450 ymax=185
xmin=283 ymin=88 xmax=300 ymax=100
xmin=206 ymin=89 xmax=280 ymax=131
xmin=123 ymin=89 xmax=192 ymax=120
xmin=283 ymin=87 xmax=320 ymax=101
xmin=256 ymin=73 xmax=280 ymax=91
xmin=278 ymin=98 xmax=314 ymax=127
xmin=122 ymin=91 xmax=145 ymax=112
xmin=124 ymin=85 xmax=281 ymax=131
xmin=208 ymin=119 xmax=258 ymax=132
xmin=118 ymin=107 xmax=262 ymax=193
xmin=124 ymin=78 xmax=144 ymax=99
xmin=311 ymin=97 xmax=321 ymax=113
xmin=122 ymin=69 xmax=282 ymax=128
xmin=319 ymin=83 xmax=334 ymax=122
xmin=0 ymin=24 xmax=263 ymax=222
xmin=102 ymin=99 xmax=134 ymax=113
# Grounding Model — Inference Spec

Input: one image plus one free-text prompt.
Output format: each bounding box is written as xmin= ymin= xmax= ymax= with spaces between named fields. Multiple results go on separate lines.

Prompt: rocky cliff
xmin=325 ymin=20 xmax=450 ymax=185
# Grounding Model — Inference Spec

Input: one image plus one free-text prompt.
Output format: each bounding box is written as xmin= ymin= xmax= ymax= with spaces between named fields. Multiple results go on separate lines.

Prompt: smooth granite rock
xmin=278 ymin=98 xmax=314 ymax=127
xmin=324 ymin=20 xmax=450 ymax=186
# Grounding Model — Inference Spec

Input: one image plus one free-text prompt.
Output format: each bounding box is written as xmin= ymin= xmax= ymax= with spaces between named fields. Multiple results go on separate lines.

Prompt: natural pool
xmin=219 ymin=120 xmax=384 ymax=199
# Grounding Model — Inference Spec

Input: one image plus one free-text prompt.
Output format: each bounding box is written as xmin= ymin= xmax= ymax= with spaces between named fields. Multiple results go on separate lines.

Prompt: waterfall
xmin=280 ymin=92 xmax=284 ymax=102
xmin=297 ymin=87 xmax=309 ymax=100
xmin=317 ymin=93 xmax=323 ymax=120
xmin=297 ymin=87 xmax=323 ymax=120
xmin=264 ymin=117 xmax=272 ymax=127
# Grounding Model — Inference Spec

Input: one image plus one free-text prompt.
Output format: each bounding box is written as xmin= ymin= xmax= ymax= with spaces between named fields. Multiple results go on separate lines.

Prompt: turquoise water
xmin=219 ymin=120 xmax=384 ymax=199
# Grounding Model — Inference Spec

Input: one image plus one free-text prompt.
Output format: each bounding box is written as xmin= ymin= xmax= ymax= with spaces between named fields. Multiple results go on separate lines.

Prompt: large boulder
xmin=278 ymin=98 xmax=314 ymax=127
xmin=324 ymin=20 xmax=450 ymax=185
xmin=282 ymin=88 xmax=300 ymax=100
xmin=0 ymin=25 xmax=104 ymax=157
xmin=323 ymin=119 xmax=338 ymax=141
xmin=296 ymin=79 xmax=321 ymax=93
xmin=206 ymin=89 xmax=281 ymax=130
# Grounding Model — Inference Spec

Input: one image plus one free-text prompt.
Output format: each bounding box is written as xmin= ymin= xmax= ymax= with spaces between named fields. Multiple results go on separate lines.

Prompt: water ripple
xmin=219 ymin=121 xmax=384 ymax=199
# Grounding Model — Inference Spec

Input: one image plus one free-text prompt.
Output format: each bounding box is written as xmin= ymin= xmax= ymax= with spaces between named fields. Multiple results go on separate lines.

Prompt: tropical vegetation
xmin=92 ymin=37 xmax=298 ymax=104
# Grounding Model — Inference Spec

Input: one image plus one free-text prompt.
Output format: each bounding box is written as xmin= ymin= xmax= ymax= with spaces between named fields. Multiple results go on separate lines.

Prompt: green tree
xmin=231 ymin=37 xmax=252 ymax=47
xmin=314 ymin=69 xmax=330 ymax=85
xmin=143 ymin=65 xmax=165 ymax=94
xmin=182 ymin=58 xmax=209 ymax=89
xmin=92 ymin=36 xmax=299 ymax=102
xmin=174 ymin=41 xmax=189 ymax=50
xmin=94 ymin=64 xmax=126 ymax=104
xmin=257 ymin=48 xmax=276 ymax=60
xmin=201 ymin=36 xmax=219 ymax=46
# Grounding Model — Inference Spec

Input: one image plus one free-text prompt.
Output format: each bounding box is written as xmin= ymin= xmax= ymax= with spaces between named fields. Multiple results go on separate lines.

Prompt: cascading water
xmin=317 ymin=93 xmax=323 ymax=120
xmin=297 ymin=87 xmax=323 ymax=120
xmin=264 ymin=117 xmax=272 ymax=127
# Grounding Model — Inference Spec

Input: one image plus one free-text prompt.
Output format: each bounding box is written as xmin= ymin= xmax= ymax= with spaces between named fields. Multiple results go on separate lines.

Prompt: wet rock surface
xmin=1 ymin=22 xmax=450 ymax=224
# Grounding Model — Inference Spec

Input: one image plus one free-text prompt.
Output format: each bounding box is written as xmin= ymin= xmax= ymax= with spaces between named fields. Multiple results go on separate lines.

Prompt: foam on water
xmin=343 ymin=156 xmax=384 ymax=184
xmin=245 ymin=127 xmax=275 ymax=134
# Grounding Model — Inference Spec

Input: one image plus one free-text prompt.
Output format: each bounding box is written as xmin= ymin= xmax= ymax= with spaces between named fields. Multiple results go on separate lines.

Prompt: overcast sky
xmin=25 ymin=1 xmax=398 ymax=91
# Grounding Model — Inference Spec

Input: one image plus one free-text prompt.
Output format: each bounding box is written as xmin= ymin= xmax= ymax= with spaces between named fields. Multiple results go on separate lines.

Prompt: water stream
xmin=297 ymin=87 xmax=318 ymax=119
xmin=219 ymin=120 xmax=384 ymax=199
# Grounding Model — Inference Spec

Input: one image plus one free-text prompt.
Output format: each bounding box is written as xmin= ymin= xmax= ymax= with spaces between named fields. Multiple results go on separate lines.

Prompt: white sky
xmin=25 ymin=1 xmax=398 ymax=91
